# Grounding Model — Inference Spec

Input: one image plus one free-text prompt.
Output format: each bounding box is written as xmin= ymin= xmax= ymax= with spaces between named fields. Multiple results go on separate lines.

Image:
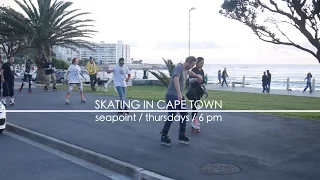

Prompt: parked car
xmin=63 ymin=70 xmax=90 ymax=84
xmin=20 ymin=70 xmax=37 ymax=81
xmin=55 ymin=70 xmax=67 ymax=83
xmin=0 ymin=102 xmax=7 ymax=134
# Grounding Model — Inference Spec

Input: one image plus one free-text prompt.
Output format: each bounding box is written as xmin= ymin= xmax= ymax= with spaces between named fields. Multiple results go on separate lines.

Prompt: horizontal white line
xmin=1 ymin=110 xmax=320 ymax=113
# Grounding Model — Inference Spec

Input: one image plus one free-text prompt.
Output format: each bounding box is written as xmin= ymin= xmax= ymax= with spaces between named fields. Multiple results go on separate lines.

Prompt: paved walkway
xmin=6 ymin=88 xmax=320 ymax=180
xmin=206 ymin=84 xmax=320 ymax=98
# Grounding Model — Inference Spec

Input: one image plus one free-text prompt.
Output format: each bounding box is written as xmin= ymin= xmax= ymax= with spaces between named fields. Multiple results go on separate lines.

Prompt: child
xmin=65 ymin=57 xmax=87 ymax=105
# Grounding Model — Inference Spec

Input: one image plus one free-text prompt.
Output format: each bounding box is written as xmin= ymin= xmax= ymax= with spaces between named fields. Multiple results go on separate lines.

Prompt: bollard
xmin=312 ymin=78 xmax=315 ymax=92
xmin=134 ymin=71 xmax=137 ymax=79
xmin=286 ymin=78 xmax=290 ymax=91
xmin=242 ymin=76 xmax=245 ymax=87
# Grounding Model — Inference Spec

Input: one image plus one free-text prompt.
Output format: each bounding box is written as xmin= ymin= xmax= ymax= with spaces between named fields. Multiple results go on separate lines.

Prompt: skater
xmin=1 ymin=56 xmax=19 ymax=106
xmin=43 ymin=57 xmax=57 ymax=91
xmin=65 ymin=57 xmax=86 ymax=104
xmin=107 ymin=58 xmax=131 ymax=113
xmin=217 ymin=70 xmax=221 ymax=84
xmin=19 ymin=59 xmax=34 ymax=93
xmin=266 ymin=70 xmax=271 ymax=92
xmin=262 ymin=71 xmax=268 ymax=93
xmin=86 ymin=56 xmax=98 ymax=91
xmin=221 ymin=68 xmax=229 ymax=87
xmin=303 ymin=72 xmax=312 ymax=94
xmin=160 ymin=56 xmax=203 ymax=146
xmin=186 ymin=57 xmax=208 ymax=133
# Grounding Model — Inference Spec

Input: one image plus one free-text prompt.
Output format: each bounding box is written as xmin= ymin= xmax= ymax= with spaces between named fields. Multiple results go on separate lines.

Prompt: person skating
xmin=186 ymin=57 xmax=208 ymax=133
xmin=1 ymin=56 xmax=19 ymax=107
xmin=65 ymin=57 xmax=87 ymax=105
xmin=303 ymin=72 xmax=312 ymax=94
xmin=160 ymin=56 xmax=203 ymax=146
xmin=19 ymin=59 xmax=34 ymax=93
xmin=43 ymin=58 xmax=57 ymax=91
xmin=86 ymin=56 xmax=99 ymax=91
xmin=107 ymin=58 xmax=131 ymax=114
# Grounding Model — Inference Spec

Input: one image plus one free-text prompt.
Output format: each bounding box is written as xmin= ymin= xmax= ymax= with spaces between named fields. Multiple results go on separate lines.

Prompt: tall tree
xmin=219 ymin=0 xmax=320 ymax=63
xmin=0 ymin=0 xmax=97 ymax=82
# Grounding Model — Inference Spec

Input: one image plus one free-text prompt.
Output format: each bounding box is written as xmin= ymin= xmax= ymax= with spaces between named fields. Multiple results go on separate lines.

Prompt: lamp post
xmin=189 ymin=7 xmax=196 ymax=57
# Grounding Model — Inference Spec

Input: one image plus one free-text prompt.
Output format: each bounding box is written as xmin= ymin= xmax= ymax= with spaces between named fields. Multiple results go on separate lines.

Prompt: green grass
xmin=59 ymin=85 xmax=320 ymax=120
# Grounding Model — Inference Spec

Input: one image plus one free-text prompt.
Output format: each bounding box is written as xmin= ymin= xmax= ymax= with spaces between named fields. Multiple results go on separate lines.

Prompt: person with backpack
xmin=186 ymin=57 xmax=208 ymax=133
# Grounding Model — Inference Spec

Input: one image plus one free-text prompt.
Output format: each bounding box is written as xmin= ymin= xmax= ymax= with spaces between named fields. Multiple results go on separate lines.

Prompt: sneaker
xmin=9 ymin=98 xmax=14 ymax=104
xmin=178 ymin=133 xmax=189 ymax=145
xmin=160 ymin=132 xmax=171 ymax=146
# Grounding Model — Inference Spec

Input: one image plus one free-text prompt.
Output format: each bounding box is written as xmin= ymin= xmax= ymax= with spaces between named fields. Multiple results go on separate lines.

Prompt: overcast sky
xmin=2 ymin=0 xmax=319 ymax=64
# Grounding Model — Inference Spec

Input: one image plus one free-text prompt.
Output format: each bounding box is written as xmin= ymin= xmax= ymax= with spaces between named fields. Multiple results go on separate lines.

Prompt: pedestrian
xmin=262 ymin=71 xmax=268 ymax=93
xmin=217 ymin=70 xmax=221 ymax=84
xmin=266 ymin=70 xmax=271 ymax=92
xmin=303 ymin=72 xmax=312 ymax=94
xmin=19 ymin=59 xmax=34 ymax=93
xmin=221 ymin=68 xmax=229 ymax=87
xmin=44 ymin=57 xmax=57 ymax=91
xmin=160 ymin=56 xmax=203 ymax=146
xmin=65 ymin=57 xmax=87 ymax=105
xmin=86 ymin=56 xmax=98 ymax=91
xmin=1 ymin=56 xmax=19 ymax=106
xmin=107 ymin=58 xmax=131 ymax=114
xmin=186 ymin=57 xmax=208 ymax=133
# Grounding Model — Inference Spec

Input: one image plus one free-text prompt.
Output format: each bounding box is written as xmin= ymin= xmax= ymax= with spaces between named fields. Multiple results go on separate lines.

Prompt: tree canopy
xmin=219 ymin=0 xmax=320 ymax=63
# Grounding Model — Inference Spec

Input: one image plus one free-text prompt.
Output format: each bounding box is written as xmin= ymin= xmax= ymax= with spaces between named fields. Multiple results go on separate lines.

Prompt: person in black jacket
xmin=19 ymin=59 xmax=34 ymax=93
xmin=266 ymin=70 xmax=271 ymax=92
xmin=43 ymin=58 xmax=57 ymax=91
xmin=186 ymin=57 xmax=208 ymax=133
xmin=262 ymin=71 xmax=268 ymax=93
xmin=1 ymin=56 xmax=19 ymax=106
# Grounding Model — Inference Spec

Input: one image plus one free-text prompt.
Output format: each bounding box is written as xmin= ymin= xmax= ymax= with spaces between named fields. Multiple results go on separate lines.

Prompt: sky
xmin=1 ymin=0 xmax=319 ymax=64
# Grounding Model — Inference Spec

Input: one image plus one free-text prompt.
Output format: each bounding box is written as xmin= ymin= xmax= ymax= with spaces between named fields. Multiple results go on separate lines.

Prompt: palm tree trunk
xmin=35 ymin=49 xmax=47 ymax=84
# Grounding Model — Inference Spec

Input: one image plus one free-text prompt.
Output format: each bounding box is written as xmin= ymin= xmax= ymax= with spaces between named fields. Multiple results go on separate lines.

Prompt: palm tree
xmin=0 ymin=0 xmax=97 ymax=82
xmin=149 ymin=58 xmax=176 ymax=86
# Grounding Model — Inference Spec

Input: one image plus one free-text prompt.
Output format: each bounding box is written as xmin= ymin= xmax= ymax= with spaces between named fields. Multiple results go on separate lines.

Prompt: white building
xmin=53 ymin=40 xmax=131 ymax=64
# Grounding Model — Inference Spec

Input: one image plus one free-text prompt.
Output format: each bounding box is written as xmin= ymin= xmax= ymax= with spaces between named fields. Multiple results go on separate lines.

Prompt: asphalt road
xmin=0 ymin=132 xmax=131 ymax=180
xmin=6 ymin=88 xmax=320 ymax=180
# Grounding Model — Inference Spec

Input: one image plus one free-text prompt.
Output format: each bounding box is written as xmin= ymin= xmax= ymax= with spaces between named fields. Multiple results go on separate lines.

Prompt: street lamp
xmin=189 ymin=7 xmax=196 ymax=57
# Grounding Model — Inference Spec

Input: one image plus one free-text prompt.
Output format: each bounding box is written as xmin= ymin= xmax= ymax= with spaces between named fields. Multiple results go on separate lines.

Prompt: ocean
xmin=98 ymin=64 xmax=320 ymax=91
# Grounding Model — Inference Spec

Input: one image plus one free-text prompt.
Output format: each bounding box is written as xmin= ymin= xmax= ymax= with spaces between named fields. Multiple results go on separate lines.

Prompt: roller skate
xmin=191 ymin=118 xmax=200 ymax=133
xmin=18 ymin=88 xmax=22 ymax=93
xmin=178 ymin=132 xmax=190 ymax=145
xmin=160 ymin=132 xmax=171 ymax=146
xmin=65 ymin=99 xmax=70 ymax=105
xmin=28 ymin=88 xmax=32 ymax=93
xmin=53 ymin=86 xmax=58 ymax=91
xmin=9 ymin=98 xmax=14 ymax=107
xmin=44 ymin=86 xmax=49 ymax=92
xmin=80 ymin=98 xmax=86 ymax=103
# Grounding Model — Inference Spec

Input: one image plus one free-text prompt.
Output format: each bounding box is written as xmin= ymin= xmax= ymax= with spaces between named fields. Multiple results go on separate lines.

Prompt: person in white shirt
xmin=107 ymin=58 xmax=131 ymax=113
xmin=65 ymin=57 xmax=87 ymax=105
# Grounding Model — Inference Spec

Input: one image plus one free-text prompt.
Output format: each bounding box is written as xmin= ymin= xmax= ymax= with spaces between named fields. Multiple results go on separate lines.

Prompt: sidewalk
xmin=6 ymin=88 xmax=320 ymax=180
xmin=206 ymin=84 xmax=320 ymax=98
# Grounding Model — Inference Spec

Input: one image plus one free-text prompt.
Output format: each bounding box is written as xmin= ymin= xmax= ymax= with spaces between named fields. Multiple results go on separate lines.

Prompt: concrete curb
xmin=6 ymin=123 xmax=175 ymax=180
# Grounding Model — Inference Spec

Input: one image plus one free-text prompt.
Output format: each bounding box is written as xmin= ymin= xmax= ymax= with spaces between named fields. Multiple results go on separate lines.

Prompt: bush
xmin=53 ymin=57 xmax=68 ymax=70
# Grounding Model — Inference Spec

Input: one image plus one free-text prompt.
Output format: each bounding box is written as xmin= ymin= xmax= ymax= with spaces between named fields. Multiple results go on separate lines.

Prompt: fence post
xmin=286 ymin=78 xmax=290 ymax=91
xmin=312 ymin=78 xmax=315 ymax=92
xmin=242 ymin=76 xmax=245 ymax=87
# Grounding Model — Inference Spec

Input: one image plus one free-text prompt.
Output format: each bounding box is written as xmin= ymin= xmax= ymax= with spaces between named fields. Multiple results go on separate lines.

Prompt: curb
xmin=6 ymin=123 xmax=175 ymax=180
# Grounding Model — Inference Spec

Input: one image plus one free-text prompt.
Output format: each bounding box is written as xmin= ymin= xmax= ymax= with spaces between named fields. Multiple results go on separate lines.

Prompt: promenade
xmin=5 ymin=88 xmax=320 ymax=180
xmin=206 ymin=84 xmax=320 ymax=98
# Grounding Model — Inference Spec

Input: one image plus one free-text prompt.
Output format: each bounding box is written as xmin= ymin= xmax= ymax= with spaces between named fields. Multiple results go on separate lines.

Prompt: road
xmin=0 ymin=131 xmax=131 ymax=180
xmin=6 ymin=88 xmax=320 ymax=180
